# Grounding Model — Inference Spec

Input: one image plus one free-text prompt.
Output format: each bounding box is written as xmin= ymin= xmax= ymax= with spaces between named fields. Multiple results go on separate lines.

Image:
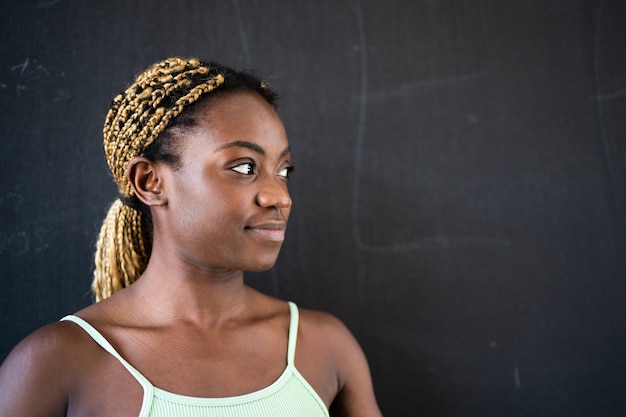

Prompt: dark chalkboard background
xmin=1 ymin=1 xmax=625 ymax=416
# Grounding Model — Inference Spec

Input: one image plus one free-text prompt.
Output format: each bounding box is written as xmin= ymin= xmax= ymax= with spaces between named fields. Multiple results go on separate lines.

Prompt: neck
xmin=125 ymin=252 xmax=253 ymax=327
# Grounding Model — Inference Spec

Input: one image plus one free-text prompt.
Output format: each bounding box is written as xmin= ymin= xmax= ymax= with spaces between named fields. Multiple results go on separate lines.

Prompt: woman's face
xmin=156 ymin=91 xmax=292 ymax=273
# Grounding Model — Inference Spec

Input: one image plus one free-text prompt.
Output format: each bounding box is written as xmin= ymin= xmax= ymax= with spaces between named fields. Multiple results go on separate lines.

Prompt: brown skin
xmin=0 ymin=91 xmax=382 ymax=417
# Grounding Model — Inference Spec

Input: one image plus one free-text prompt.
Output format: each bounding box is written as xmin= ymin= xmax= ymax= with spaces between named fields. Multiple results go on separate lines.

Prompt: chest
xmin=66 ymin=330 xmax=335 ymax=416
xmin=67 ymin=350 xmax=332 ymax=417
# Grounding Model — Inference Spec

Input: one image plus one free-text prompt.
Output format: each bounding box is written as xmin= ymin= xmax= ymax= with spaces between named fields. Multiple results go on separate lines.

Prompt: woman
xmin=0 ymin=57 xmax=382 ymax=416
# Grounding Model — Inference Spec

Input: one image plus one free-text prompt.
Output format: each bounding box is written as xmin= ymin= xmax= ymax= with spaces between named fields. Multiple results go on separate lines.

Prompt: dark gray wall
xmin=1 ymin=1 xmax=625 ymax=416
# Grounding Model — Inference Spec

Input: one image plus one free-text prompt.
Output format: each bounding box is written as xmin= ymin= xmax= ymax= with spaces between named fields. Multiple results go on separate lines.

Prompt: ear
xmin=127 ymin=156 xmax=168 ymax=206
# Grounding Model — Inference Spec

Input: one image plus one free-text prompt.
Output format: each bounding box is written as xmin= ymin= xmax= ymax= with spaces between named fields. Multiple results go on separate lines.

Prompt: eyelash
xmin=231 ymin=162 xmax=294 ymax=179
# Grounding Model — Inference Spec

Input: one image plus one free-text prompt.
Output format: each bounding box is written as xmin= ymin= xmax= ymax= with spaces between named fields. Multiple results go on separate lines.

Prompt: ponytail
xmin=93 ymin=200 xmax=149 ymax=301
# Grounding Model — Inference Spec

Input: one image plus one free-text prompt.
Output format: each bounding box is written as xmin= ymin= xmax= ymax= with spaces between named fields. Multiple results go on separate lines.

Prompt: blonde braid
xmin=92 ymin=57 xmax=225 ymax=301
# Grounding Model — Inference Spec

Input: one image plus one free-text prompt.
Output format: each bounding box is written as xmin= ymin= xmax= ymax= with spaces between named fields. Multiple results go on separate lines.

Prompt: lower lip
xmin=246 ymin=228 xmax=286 ymax=242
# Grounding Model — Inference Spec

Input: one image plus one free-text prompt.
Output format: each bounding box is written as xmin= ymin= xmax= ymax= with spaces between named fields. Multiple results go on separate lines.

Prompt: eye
xmin=278 ymin=166 xmax=294 ymax=179
xmin=232 ymin=162 xmax=255 ymax=175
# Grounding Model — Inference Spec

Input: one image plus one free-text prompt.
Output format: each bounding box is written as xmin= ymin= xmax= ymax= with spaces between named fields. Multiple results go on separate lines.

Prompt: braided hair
xmin=93 ymin=57 xmax=278 ymax=301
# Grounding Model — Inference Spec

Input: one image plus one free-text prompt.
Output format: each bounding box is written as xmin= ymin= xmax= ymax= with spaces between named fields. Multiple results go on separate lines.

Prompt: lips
xmin=245 ymin=222 xmax=287 ymax=242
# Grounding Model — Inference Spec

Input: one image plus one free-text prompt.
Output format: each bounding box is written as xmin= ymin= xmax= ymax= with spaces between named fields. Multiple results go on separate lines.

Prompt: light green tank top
xmin=61 ymin=302 xmax=329 ymax=417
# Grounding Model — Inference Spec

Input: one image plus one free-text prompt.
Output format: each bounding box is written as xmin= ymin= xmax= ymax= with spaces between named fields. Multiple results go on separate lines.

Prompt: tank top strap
xmin=60 ymin=315 xmax=154 ymax=401
xmin=286 ymin=301 xmax=299 ymax=366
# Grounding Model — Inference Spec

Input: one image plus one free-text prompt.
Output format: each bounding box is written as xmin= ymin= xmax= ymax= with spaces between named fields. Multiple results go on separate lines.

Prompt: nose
xmin=256 ymin=178 xmax=292 ymax=209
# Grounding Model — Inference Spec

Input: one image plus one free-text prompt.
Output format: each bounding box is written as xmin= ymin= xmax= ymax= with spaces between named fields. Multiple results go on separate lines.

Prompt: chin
xmin=246 ymin=260 xmax=279 ymax=273
xmin=241 ymin=253 xmax=281 ymax=272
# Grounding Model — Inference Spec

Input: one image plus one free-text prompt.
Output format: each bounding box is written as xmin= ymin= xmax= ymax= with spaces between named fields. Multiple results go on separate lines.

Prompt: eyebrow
xmin=214 ymin=140 xmax=291 ymax=158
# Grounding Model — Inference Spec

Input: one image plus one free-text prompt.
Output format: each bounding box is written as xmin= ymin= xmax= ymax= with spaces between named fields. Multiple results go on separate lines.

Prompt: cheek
xmin=179 ymin=192 xmax=233 ymax=230
xmin=169 ymin=177 xmax=212 ymax=227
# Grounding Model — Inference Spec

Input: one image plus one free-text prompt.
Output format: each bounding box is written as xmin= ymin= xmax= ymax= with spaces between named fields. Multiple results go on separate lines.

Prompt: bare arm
xmin=328 ymin=319 xmax=383 ymax=417
xmin=0 ymin=323 xmax=72 ymax=417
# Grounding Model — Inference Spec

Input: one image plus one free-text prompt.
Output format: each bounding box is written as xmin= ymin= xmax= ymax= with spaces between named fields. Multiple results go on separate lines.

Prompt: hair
xmin=92 ymin=57 xmax=278 ymax=302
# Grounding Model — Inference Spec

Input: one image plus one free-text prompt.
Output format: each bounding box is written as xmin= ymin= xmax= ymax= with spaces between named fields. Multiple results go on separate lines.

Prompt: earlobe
xmin=127 ymin=156 xmax=168 ymax=206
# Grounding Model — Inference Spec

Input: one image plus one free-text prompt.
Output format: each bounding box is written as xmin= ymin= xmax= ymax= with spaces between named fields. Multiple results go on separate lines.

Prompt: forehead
xmin=192 ymin=91 xmax=288 ymax=152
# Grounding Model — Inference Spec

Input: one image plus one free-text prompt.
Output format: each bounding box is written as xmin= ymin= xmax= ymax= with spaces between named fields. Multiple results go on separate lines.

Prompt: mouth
xmin=244 ymin=222 xmax=287 ymax=242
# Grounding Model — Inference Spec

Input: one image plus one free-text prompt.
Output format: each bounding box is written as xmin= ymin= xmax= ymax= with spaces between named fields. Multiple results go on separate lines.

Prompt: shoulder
xmin=294 ymin=308 xmax=362 ymax=389
xmin=1 ymin=319 xmax=89 ymax=372
xmin=0 ymin=320 xmax=93 ymax=416
xmin=296 ymin=307 xmax=363 ymax=380
xmin=296 ymin=306 xmax=383 ymax=417
xmin=297 ymin=307 xmax=355 ymax=345
xmin=297 ymin=306 xmax=358 ymax=345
